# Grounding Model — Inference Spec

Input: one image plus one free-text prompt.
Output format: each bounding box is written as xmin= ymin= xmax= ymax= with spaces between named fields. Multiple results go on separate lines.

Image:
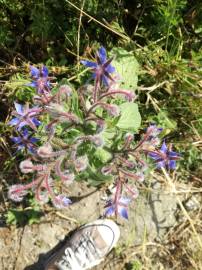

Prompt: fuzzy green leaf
xmin=116 ymin=102 xmax=141 ymax=131
xmin=111 ymin=47 xmax=139 ymax=90
xmin=94 ymin=147 xmax=112 ymax=163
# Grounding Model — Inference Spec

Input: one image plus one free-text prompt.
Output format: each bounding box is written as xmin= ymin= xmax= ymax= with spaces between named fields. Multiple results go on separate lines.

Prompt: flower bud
xmin=136 ymin=172 xmax=145 ymax=182
xmin=124 ymin=133 xmax=134 ymax=142
xmin=8 ymin=184 xmax=28 ymax=202
xmin=74 ymin=155 xmax=88 ymax=172
xmin=150 ymin=137 xmax=160 ymax=146
xmin=96 ymin=119 xmax=105 ymax=133
xmin=62 ymin=172 xmax=75 ymax=185
xmin=106 ymin=104 xmax=120 ymax=117
xmin=37 ymin=144 xmax=53 ymax=158
xmin=124 ymin=91 xmax=136 ymax=102
xmin=45 ymin=103 xmax=65 ymax=118
xmin=59 ymin=84 xmax=72 ymax=97
xmin=89 ymin=135 xmax=104 ymax=147
xmin=101 ymin=165 xmax=113 ymax=175
xmin=146 ymin=124 xmax=163 ymax=137
xmin=19 ymin=159 xmax=34 ymax=173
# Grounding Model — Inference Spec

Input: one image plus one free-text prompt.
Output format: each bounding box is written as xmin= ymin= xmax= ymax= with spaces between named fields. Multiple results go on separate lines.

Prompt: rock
xmin=0 ymin=180 xmax=178 ymax=269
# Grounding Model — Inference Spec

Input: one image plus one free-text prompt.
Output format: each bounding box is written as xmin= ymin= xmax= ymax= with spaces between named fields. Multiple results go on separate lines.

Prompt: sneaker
xmin=45 ymin=219 xmax=120 ymax=270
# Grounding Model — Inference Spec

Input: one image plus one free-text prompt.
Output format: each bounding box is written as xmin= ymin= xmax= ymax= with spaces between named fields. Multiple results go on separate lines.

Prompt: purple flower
xmin=11 ymin=128 xmax=39 ymax=153
xmin=81 ymin=47 xmax=115 ymax=86
xmin=9 ymin=103 xmax=41 ymax=131
xmin=149 ymin=141 xmax=180 ymax=169
xmin=52 ymin=194 xmax=72 ymax=209
xmin=29 ymin=65 xmax=50 ymax=94
xmin=104 ymin=197 xmax=131 ymax=219
xmin=146 ymin=124 xmax=163 ymax=138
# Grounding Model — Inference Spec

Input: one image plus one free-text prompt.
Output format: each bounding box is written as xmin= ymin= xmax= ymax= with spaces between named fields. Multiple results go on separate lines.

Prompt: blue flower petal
xmin=161 ymin=141 xmax=167 ymax=153
xmin=11 ymin=137 xmax=22 ymax=144
xmin=17 ymin=145 xmax=25 ymax=151
xmin=98 ymin=47 xmax=107 ymax=64
xmin=156 ymin=161 xmax=166 ymax=168
xmin=30 ymin=137 xmax=39 ymax=143
xmin=105 ymin=206 xmax=115 ymax=217
xmin=42 ymin=66 xmax=49 ymax=77
xmin=62 ymin=197 xmax=72 ymax=206
xmin=32 ymin=118 xmax=41 ymax=126
xmin=102 ymin=75 xmax=109 ymax=86
xmin=106 ymin=64 xmax=115 ymax=73
xmin=119 ymin=197 xmax=131 ymax=205
xmin=27 ymin=146 xmax=35 ymax=153
xmin=9 ymin=117 xmax=19 ymax=126
xmin=22 ymin=128 xmax=29 ymax=137
xmin=168 ymin=160 xmax=176 ymax=169
xmin=17 ymin=121 xmax=27 ymax=130
xmin=27 ymin=82 xmax=37 ymax=88
xmin=81 ymin=60 xmax=97 ymax=68
xmin=14 ymin=103 xmax=24 ymax=114
xmin=118 ymin=207 xmax=128 ymax=219
xmin=149 ymin=152 xmax=159 ymax=159
xmin=30 ymin=66 xmax=40 ymax=78
xmin=168 ymin=151 xmax=179 ymax=157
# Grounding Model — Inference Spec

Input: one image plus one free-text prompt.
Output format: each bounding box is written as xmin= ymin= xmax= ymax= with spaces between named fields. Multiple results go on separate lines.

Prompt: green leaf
xmin=94 ymin=147 xmax=112 ymax=163
xmin=71 ymin=89 xmax=83 ymax=119
xmin=116 ymin=102 xmax=141 ymax=132
xmin=101 ymin=128 xmax=116 ymax=146
xmin=111 ymin=47 xmax=139 ymax=90
xmin=86 ymin=167 xmax=112 ymax=186
xmin=6 ymin=208 xmax=42 ymax=226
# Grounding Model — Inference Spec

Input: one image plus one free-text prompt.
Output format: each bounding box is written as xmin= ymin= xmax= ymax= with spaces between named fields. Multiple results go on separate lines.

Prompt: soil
xmin=0 ymin=179 xmax=182 ymax=270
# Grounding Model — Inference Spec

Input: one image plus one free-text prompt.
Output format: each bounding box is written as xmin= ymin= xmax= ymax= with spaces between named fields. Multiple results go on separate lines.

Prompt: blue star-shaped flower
xmin=9 ymin=102 xmax=41 ymax=131
xmin=149 ymin=141 xmax=180 ymax=169
xmin=29 ymin=65 xmax=50 ymax=94
xmin=104 ymin=197 xmax=131 ymax=219
xmin=11 ymin=128 xmax=39 ymax=153
xmin=81 ymin=46 xmax=115 ymax=86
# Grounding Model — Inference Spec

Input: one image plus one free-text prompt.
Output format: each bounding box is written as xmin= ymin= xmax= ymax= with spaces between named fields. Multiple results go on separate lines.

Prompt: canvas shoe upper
xmin=45 ymin=219 xmax=120 ymax=270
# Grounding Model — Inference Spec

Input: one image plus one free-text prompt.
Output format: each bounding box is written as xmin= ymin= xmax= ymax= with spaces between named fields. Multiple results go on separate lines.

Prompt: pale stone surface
xmin=0 ymin=181 xmax=179 ymax=270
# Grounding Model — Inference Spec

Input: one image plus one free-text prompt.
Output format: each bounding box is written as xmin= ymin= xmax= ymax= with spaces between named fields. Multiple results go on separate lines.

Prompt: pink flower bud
xmin=45 ymin=103 xmax=65 ymax=118
xmin=62 ymin=172 xmax=75 ymax=185
xmin=136 ymin=172 xmax=145 ymax=182
xmin=74 ymin=155 xmax=88 ymax=172
xmin=46 ymin=103 xmax=79 ymax=123
xmin=146 ymin=125 xmax=162 ymax=137
xmin=59 ymin=84 xmax=72 ymax=96
xmin=8 ymin=184 xmax=28 ymax=202
xmin=150 ymin=137 xmax=160 ymax=146
xmin=124 ymin=91 xmax=136 ymax=102
xmin=101 ymin=165 xmax=113 ymax=175
xmin=19 ymin=160 xmax=34 ymax=173
xmin=37 ymin=144 xmax=53 ymax=158
xmin=89 ymin=135 xmax=104 ymax=147
xmin=124 ymin=133 xmax=134 ymax=141
xmin=106 ymin=104 xmax=120 ymax=117
xmin=96 ymin=119 xmax=105 ymax=132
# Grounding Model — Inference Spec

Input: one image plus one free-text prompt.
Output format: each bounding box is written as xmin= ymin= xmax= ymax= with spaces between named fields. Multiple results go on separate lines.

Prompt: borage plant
xmin=8 ymin=47 xmax=180 ymax=219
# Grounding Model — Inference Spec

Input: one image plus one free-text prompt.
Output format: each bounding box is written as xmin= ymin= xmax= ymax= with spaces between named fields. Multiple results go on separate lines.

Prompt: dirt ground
xmin=1 ymin=177 xmax=192 ymax=270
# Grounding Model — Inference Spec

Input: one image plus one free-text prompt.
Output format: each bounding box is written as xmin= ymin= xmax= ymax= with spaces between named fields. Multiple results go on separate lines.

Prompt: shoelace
xmin=55 ymin=232 xmax=101 ymax=270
